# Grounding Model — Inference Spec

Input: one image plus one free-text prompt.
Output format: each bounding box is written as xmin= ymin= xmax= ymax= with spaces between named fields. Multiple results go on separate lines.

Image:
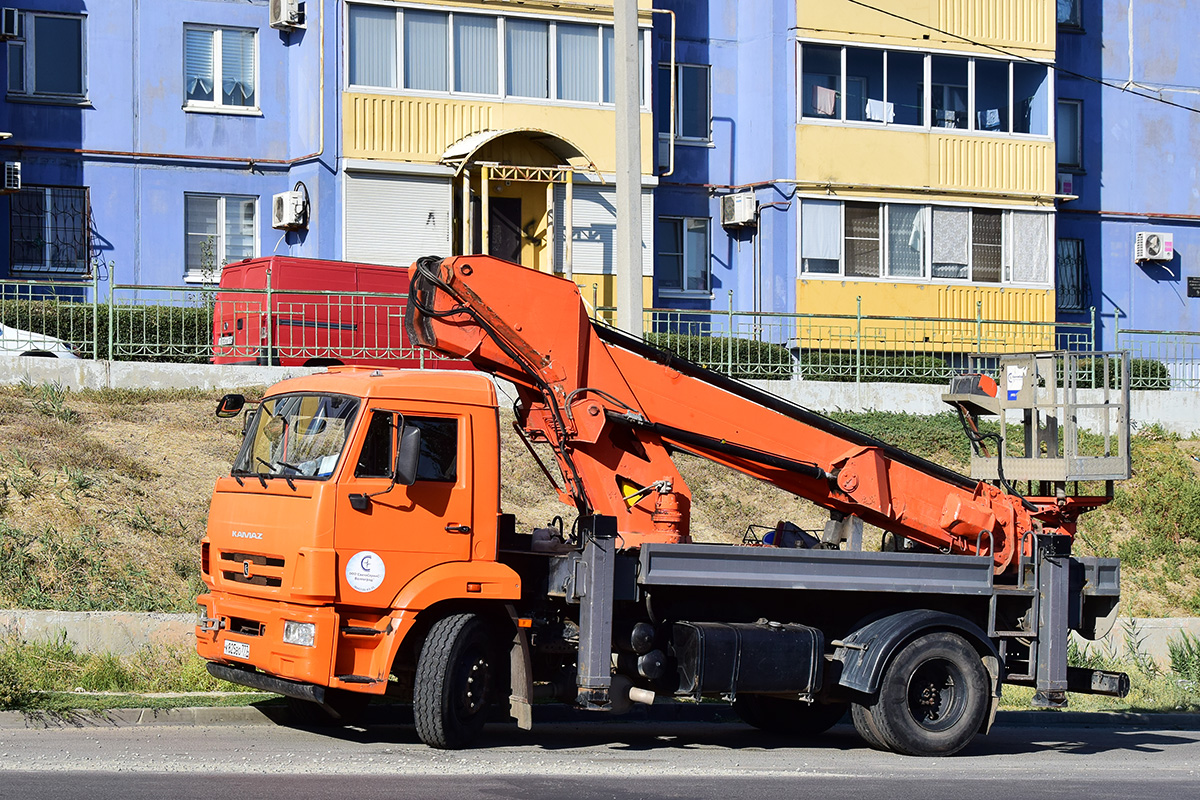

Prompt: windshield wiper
xmin=256 ymin=458 xmax=297 ymax=490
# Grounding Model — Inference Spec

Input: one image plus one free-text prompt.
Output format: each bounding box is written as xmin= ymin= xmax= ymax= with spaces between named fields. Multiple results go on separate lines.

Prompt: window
xmin=802 ymin=199 xmax=1051 ymax=286
xmin=1057 ymin=99 xmax=1082 ymax=169
xmin=356 ymin=411 xmax=396 ymax=479
xmin=657 ymin=63 xmax=711 ymax=142
xmin=346 ymin=5 xmax=628 ymax=107
xmin=9 ymin=186 xmax=90 ymax=276
xmin=657 ymin=217 xmax=709 ymax=294
xmin=184 ymin=26 xmax=256 ymax=110
xmin=6 ymin=12 xmax=86 ymax=100
xmin=1056 ymin=239 xmax=1090 ymax=311
xmin=800 ymin=43 xmax=1049 ymax=136
xmin=409 ymin=417 xmax=459 ymax=482
xmin=844 ymin=202 xmax=881 ymax=277
xmin=185 ymin=194 xmax=256 ymax=282
xmin=1057 ymin=0 xmax=1082 ymax=29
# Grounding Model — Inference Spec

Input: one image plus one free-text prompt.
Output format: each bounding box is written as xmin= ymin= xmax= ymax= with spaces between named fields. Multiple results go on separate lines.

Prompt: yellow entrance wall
xmin=796 ymin=0 xmax=1054 ymax=60
xmin=796 ymin=280 xmax=1056 ymax=352
xmin=345 ymin=94 xmax=655 ymax=175
xmin=796 ymin=126 xmax=1056 ymax=202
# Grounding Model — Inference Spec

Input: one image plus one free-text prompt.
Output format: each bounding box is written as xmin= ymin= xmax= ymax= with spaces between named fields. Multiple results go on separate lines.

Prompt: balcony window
xmin=801 ymin=44 xmax=841 ymax=119
xmin=931 ymin=56 xmax=968 ymax=129
xmin=454 ymin=15 xmax=498 ymax=94
xmin=888 ymin=51 xmax=925 ymax=126
xmin=974 ymin=60 xmax=1009 ymax=132
xmin=1013 ymin=62 xmax=1050 ymax=135
xmin=557 ymin=23 xmax=599 ymax=102
xmin=844 ymin=202 xmax=881 ymax=277
xmin=886 ymin=205 xmax=925 ymax=278
xmin=506 ymin=19 xmax=549 ymax=98
xmin=404 ymin=10 xmax=448 ymax=92
xmin=349 ymin=5 xmax=398 ymax=88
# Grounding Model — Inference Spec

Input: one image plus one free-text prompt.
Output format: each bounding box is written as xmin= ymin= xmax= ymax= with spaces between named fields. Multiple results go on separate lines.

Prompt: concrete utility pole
xmin=614 ymin=0 xmax=644 ymax=336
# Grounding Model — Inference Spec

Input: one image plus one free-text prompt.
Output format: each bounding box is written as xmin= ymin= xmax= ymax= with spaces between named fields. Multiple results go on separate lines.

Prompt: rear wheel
xmin=851 ymin=701 xmax=889 ymax=750
xmin=413 ymin=613 xmax=500 ymax=749
xmin=733 ymin=695 xmax=847 ymax=737
xmin=867 ymin=632 xmax=989 ymax=756
xmin=286 ymin=688 xmax=370 ymax=727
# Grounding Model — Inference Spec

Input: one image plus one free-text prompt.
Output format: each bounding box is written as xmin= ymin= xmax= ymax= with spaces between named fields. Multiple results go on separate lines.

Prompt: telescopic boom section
xmin=406 ymin=255 xmax=1061 ymax=573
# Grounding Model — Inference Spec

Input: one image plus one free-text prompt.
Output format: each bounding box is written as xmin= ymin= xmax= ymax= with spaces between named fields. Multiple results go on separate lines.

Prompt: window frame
xmin=5 ymin=11 xmax=88 ymax=103
xmin=183 ymin=193 xmax=259 ymax=284
xmin=1055 ymin=237 xmax=1090 ymax=312
xmin=8 ymin=185 xmax=91 ymax=277
xmin=798 ymin=197 xmax=1052 ymax=289
xmin=182 ymin=24 xmax=260 ymax=115
xmin=797 ymin=40 xmax=1051 ymax=139
xmin=344 ymin=3 xmax=649 ymax=111
xmin=1056 ymin=98 xmax=1083 ymax=171
xmin=656 ymin=215 xmax=711 ymax=297
xmin=1057 ymin=0 xmax=1083 ymax=31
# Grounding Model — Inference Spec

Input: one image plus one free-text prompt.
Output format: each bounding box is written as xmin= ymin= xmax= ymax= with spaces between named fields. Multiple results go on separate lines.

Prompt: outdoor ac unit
xmin=1134 ymin=231 xmax=1173 ymax=262
xmin=1056 ymin=173 xmax=1075 ymax=196
xmin=0 ymin=8 xmax=22 ymax=40
xmin=272 ymin=190 xmax=308 ymax=230
xmin=720 ymin=193 xmax=757 ymax=228
xmin=3 ymin=162 xmax=20 ymax=192
xmin=269 ymin=0 xmax=305 ymax=30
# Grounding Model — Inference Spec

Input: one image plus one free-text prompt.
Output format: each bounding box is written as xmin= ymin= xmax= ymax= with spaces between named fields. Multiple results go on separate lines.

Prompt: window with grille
xmin=1056 ymin=238 xmax=1090 ymax=311
xmin=184 ymin=26 xmax=257 ymax=110
xmin=9 ymin=186 xmax=90 ymax=276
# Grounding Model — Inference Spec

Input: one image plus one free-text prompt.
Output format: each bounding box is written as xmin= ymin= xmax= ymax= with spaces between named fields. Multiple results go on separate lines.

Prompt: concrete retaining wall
xmin=0 ymin=357 xmax=321 ymax=392
xmin=1 ymin=610 xmax=1196 ymax=666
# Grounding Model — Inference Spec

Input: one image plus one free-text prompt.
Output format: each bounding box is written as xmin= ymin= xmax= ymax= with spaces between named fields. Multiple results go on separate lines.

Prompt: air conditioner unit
xmin=269 ymin=0 xmax=305 ymax=31
xmin=1056 ymin=172 xmax=1075 ymax=196
xmin=1134 ymin=231 xmax=1173 ymax=262
xmin=720 ymin=193 xmax=757 ymax=228
xmin=272 ymin=190 xmax=308 ymax=230
xmin=1 ymin=8 xmax=22 ymax=40
xmin=3 ymin=162 xmax=20 ymax=192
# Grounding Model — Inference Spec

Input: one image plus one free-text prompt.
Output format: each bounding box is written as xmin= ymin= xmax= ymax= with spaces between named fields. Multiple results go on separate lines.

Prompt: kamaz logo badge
xmin=243 ymin=561 xmax=252 ymax=578
xmin=231 ymin=530 xmax=263 ymax=540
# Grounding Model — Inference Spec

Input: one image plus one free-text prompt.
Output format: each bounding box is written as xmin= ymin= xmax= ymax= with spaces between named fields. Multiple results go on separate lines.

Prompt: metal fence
xmin=3 ymin=272 xmax=1198 ymax=389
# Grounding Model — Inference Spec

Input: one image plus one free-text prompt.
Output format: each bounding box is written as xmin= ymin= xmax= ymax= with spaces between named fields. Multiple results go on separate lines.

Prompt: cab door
xmin=334 ymin=408 xmax=474 ymax=605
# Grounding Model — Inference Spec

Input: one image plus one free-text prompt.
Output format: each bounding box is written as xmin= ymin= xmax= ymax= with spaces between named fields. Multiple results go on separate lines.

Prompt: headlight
xmin=283 ymin=620 xmax=317 ymax=647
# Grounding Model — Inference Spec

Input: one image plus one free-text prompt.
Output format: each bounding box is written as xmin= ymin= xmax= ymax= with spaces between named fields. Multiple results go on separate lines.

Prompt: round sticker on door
xmin=345 ymin=551 xmax=386 ymax=593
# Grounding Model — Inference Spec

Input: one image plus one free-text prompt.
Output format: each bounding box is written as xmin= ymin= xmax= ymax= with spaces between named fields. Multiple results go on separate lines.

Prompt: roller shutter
xmin=554 ymin=184 xmax=653 ymax=275
xmin=344 ymin=172 xmax=451 ymax=266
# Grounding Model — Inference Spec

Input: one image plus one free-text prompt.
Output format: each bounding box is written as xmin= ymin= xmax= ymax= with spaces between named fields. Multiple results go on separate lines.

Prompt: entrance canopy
xmin=441 ymin=128 xmax=600 ymax=177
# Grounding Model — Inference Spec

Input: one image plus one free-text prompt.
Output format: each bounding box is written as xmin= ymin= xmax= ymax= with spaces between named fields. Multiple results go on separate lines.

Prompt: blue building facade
xmin=0 ymin=0 xmax=339 ymax=288
xmin=651 ymin=0 xmax=797 ymax=321
xmin=1055 ymin=0 xmax=1200 ymax=350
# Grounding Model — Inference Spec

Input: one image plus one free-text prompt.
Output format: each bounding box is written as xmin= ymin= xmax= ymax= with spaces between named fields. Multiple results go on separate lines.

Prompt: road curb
xmin=1 ymin=702 xmax=1197 ymax=731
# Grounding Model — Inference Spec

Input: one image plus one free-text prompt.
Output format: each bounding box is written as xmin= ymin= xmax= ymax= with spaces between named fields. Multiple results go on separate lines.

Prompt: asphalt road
xmin=0 ymin=716 xmax=1197 ymax=799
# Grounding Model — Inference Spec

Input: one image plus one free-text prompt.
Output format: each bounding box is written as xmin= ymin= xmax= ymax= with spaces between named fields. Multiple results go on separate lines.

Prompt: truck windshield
xmin=233 ymin=393 xmax=360 ymax=480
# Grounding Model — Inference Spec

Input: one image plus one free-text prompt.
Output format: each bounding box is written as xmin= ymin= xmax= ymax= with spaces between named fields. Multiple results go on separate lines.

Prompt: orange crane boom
xmin=405 ymin=255 xmax=1095 ymax=573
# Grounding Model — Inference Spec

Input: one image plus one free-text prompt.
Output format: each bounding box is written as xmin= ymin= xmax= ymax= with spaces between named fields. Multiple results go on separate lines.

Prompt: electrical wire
xmin=953 ymin=402 xmax=1038 ymax=513
xmin=829 ymin=0 xmax=1200 ymax=117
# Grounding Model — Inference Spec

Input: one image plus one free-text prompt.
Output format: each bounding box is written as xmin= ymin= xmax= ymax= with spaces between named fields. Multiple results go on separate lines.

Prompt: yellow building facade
xmin=340 ymin=0 xmax=656 ymax=305
xmin=793 ymin=0 xmax=1058 ymax=347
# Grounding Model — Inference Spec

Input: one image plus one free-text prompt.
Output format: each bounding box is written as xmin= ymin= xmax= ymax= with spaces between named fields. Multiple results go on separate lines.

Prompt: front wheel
xmin=413 ymin=613 xmax=501 ymax=749
xmin=866 ymin=631 xmax=990 ymax=757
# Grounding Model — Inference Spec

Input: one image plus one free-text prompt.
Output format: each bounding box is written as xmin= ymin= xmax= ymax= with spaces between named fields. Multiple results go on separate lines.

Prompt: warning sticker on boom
xmin=345 ymin=551 xmax=386 ymax=593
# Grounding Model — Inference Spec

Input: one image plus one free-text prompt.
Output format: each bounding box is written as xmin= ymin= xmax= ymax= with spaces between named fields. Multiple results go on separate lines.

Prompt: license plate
xmin=218 ymin=334 xmax=234 ymax=346
xmin=223 ymin=639 xmax=250 ymax=660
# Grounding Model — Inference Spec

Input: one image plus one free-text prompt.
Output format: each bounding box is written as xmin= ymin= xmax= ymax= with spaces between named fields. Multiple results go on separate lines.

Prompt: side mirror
xmin=216 ymin=393 xmax=246 ymax=418
xmin=394 ymin=425 xmax=422 ymax=486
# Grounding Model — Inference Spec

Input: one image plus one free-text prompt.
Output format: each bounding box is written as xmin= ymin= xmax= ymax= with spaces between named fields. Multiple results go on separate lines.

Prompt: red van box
xmin=211 ymin=256 xmax=466 ymax=369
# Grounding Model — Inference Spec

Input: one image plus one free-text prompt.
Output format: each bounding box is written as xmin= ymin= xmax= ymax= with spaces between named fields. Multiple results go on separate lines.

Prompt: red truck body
xmin=210 ymin=256 xmax=464 ymax=370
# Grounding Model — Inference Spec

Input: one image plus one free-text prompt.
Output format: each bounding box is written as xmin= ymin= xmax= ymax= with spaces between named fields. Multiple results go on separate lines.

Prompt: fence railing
xmin=2 ymin=272 xmax=1196 ymax=390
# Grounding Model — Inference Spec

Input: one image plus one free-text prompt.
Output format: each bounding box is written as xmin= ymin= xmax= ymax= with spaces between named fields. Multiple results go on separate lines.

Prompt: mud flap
xmin=507 ymin=605 xmax=533 ymax=730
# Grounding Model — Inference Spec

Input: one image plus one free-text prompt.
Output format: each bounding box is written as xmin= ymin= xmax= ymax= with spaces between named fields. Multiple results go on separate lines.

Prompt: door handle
xmin=445 ymin=524 xmax=471 ymax=534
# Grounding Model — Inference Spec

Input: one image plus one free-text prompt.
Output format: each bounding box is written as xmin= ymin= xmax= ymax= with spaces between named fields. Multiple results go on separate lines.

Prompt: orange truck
xmin=197 ymin=255 xmax=1131 ymax=756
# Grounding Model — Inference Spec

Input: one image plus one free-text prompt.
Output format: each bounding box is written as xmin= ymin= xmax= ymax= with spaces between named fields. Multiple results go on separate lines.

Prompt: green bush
xmin=645 ymin=332 xmax=793 ymax=379
xmin=0 ymin=299 xmax=212 ymax=363
xmin=1168 ymin=631 xmax=1200 ymax=682
xmin=799 ymin=353 xmax=949 ymax=384
xmin=1070 ymin=355 xmax=1170 ymax=391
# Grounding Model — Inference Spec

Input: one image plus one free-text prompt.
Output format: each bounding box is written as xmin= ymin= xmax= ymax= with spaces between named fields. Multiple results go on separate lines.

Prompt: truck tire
xmin=286 ymin=688 xmax=370 ymax=727
xmin=413 ymin=613 xmax=499 ymax=749
xmin=850 ymin=701 xmax=889 ymax=751
xmin=733 ymin=695 xmax=847 ymax=737
xmin=867 ymin=631 xmax=989 ymax=757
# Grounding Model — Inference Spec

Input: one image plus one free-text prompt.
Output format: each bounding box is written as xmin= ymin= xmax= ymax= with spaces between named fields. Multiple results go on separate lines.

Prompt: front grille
xmin=221 ymin=551 xmax=285 ymax=587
